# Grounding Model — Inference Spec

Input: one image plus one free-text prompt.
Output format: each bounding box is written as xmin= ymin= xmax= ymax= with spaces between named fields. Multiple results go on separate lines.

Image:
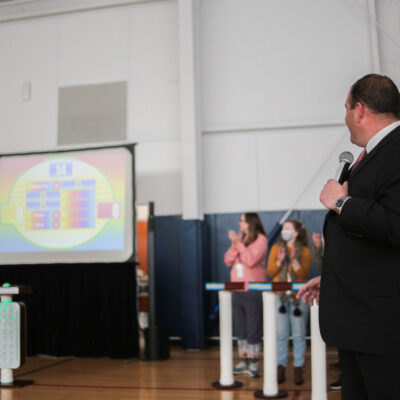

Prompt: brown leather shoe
xmin=278 ymin=365 xmax=285 ymax=383
xmin=294 ymin=366 xmax=304 ymax=385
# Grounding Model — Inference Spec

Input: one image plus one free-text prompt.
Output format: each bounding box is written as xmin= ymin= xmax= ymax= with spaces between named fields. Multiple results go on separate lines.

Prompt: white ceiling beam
xmin=0 ymin=0 xmax=161 ymax=22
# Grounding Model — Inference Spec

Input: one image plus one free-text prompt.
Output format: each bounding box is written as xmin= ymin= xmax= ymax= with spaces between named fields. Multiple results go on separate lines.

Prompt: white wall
xmin=203 ymin=127 xmax=361 ymax=213
xmin=201 ymin=0 xmax=371 ymax=130
xmin=0 ymin=0 xmax=398 ymax=216
xmin=59 ymin=8 xmax=129 ymax=86
xmin=201 ymin=0 xmax=375 ymax=212
xmin=0 ymin=18 xmax=58 ymax=152
xmin=376 ymin=0 xmax=400 ymax=84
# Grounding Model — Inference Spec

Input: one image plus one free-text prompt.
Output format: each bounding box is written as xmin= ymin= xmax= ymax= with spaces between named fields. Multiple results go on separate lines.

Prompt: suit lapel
xmin=349 ymin=126 xmax=400 ymax=181
xmin=348 ymin=149 xmax=377 ymax=181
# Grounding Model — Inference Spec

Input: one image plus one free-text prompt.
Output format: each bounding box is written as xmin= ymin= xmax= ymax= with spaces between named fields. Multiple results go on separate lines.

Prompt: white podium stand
xmin=205 ymin=282 xmax=243 ymax=389
xmin=311 ymin=303 xmax=327 ymax=400
xmin=248 ymin=282 xmax=328 ymax=399
xmin=254 ymin=291 xmax=288 ymax=398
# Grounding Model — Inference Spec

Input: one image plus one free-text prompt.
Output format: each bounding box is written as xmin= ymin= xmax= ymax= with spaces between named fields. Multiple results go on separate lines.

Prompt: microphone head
xmin=339 ymin=151 xmax=354 ymax=164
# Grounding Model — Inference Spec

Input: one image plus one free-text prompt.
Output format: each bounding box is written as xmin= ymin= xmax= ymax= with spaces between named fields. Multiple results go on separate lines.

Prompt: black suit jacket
xmin=320 ymin=125 xmax=400 ymax=356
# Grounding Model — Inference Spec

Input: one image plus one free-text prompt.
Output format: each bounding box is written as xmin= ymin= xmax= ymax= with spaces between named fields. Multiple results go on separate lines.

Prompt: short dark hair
xmin=349 ymin=74 xmax=400 ymax=119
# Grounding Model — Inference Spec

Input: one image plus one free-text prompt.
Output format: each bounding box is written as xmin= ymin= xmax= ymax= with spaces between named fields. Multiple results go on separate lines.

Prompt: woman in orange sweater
xmin=267 ymin=219 xmax=311 ymax=385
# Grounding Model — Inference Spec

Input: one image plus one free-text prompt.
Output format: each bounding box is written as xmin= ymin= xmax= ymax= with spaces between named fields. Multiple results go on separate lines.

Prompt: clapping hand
xmin=228 ymin=230 xmax=241 ymax=245
xmin=276 ymin=247 xmax=285 ymax=267
xmin=292 ymin=259 xmax=301 ymax=272
xmin=312 ymin=232 xmax=321 ymax=249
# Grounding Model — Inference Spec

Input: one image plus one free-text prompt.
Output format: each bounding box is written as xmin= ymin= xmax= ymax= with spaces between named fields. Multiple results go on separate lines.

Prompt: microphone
xmin=334 ymin=151 xmax=354 ymax=184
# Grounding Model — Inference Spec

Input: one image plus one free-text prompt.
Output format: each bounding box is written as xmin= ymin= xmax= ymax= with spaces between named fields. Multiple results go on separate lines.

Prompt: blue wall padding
xmin=154 ymin=216 xmax=181 ymax=336
xmin=154 ymin=209 xmax=327 ymax=347
xmin=179 ymin=219 xmax=206 ymax=349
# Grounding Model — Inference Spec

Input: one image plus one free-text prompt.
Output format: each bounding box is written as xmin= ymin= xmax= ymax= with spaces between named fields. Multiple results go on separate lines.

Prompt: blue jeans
xmin=276 ymin=296 xmax=309 ymax=367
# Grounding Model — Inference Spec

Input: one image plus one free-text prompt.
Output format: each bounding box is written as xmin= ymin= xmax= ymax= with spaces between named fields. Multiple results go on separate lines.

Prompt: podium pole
xmin=311 ymin=303 xmax=327 ymax=400
xmin=212 ymin=290 xmax=242 ymax=388
xmin=254 ymin=292 xmax=288 ymax=399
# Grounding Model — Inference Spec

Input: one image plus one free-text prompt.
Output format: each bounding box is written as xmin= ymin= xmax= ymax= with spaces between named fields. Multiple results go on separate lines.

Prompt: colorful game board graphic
xmin=0 ymin=149 xmax=129 ymax=253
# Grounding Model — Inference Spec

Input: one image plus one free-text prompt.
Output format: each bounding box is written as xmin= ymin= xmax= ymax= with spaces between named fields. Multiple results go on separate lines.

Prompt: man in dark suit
xmin=298 ymin=74 xmax=400 ymax=399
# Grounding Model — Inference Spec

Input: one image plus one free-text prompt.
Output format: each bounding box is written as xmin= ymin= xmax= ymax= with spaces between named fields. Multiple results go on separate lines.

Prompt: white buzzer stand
xmin=249 ymin=282 xmax=328 ymax=399
xmin=217 ymin=291 xmax=235 ymax=386
xmin=206 ymin=282 xmax=243 ymax=389
xmin=310 ymin=303 xmax=327 ymax=400
xmin=0 ymin=284 xmax=33 ymax=388
xmin=254 ymin=291 xmax=288 ymax=398
xmin=248 ymin=284 xmax=287 ymax=399
xmin=0 ymin=293 xmax=12 ymax=385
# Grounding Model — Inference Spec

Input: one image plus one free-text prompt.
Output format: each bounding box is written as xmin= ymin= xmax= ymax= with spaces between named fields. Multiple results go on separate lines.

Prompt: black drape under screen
xmin=0 ymin=262 xmax=138 ymax=359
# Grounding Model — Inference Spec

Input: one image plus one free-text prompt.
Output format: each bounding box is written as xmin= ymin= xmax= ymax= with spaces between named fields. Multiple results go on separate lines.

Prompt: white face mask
xmin=281 ymin=229 xmax=293 ymax=242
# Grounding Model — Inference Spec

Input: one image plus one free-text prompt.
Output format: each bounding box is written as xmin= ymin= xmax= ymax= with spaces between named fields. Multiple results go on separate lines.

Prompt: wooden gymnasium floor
xmin=3 ymin=346 xmax=342 ymax=400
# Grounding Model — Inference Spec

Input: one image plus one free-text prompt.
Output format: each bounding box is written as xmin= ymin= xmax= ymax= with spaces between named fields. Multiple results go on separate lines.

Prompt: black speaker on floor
xmin=144 ymin=203 xmax=169 ymax=361
xmin=144 ymin=327 xmax=170 ymax=361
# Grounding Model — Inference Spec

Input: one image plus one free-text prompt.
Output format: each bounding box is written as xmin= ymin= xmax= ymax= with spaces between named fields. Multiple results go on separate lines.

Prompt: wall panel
xmin=201 ymin=0 xmax=372 ymax=130
xmin=257 ymin=126 xmax=359 ymax=210
xmin=0 ymin=19 xmax=58 ymax=152
xmin=59 ymin=8 xmax=129 ymax=86
xmin=203 ymin=133 xmax=258 ymax=213
xmin=136 ymin=140 xmax=182 ymax=216
xmin=128 ymin=0 xmax=179 ymax=143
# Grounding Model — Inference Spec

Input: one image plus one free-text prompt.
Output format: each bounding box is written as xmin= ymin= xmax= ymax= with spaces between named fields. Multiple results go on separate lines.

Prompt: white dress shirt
xmin=366 ymin=120 xmax=400 ymax=154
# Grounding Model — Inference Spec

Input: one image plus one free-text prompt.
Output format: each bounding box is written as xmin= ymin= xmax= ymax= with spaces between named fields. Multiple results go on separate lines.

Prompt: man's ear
xmin=356 ymin=102 xmax=365 ymax=122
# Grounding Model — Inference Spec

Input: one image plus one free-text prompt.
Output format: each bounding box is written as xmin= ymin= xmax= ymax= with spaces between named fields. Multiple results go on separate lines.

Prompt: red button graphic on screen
xmin=97 ymin=202 xmax=121 ymax=219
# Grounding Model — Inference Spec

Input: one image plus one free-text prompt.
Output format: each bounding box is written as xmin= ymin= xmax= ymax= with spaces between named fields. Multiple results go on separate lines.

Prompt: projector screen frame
xmin=0 ymin=143 xmax=136 ymax=265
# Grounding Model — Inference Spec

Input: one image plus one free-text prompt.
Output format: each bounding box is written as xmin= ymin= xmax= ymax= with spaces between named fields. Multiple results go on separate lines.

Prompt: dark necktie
xmin=352 ymin=149 xmax=367 ymax=172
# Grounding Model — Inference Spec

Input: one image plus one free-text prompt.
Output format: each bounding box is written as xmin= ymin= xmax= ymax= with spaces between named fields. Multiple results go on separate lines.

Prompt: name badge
xmin=235 ymin=263 xmax=244 ymax=278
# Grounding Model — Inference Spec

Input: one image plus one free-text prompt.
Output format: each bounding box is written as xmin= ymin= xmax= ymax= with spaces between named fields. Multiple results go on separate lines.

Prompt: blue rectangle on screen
xmin=46 ymin=191 xmax=61 ymax=199
xmin=61 ymin=180 xmax=76 ymax=190
xmin=26 ymin=201 xmax=41 ymax=210
xmin=26 ymin=192 xmax=41 ymax=200
xmin=81 ymin=180 xmax=96 ymax=189
xmin=49 ymin=162 xmax=72 ymax=178
xmin=46 ymin=201 xmax=60 ymax=209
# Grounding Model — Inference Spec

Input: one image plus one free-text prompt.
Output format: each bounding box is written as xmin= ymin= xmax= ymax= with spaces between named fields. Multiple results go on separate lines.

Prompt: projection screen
xmin=0 ymin=145 xmax=134 ymax=265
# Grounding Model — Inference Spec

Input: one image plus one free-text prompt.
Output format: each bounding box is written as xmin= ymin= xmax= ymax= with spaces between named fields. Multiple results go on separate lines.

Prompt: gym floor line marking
xmin=293 ymin=389 xmax=301 ymax=400
xmin=15 ymin=358 xmax=75 ymax=378
xmin=32 ymin=383 xmax=312 ymax=392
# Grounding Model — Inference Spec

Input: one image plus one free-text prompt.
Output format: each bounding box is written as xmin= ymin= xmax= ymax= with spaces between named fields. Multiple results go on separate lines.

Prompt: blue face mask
xmin=281 ymin=229 xmax=293 ymax=242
